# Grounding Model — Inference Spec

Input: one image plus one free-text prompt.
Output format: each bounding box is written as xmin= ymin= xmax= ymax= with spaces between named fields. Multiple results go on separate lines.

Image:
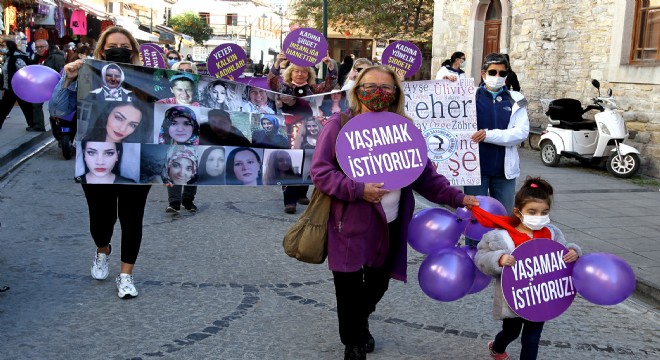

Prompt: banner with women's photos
xmin=74 ymin=59 xmax=479 ymax=186
xmin=74 ymin=59 xmax=343 ymax=186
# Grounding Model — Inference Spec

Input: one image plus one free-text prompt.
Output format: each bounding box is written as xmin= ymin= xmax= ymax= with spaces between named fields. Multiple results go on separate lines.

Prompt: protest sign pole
xmin=322 ymin=0 xmax=328 ymax=79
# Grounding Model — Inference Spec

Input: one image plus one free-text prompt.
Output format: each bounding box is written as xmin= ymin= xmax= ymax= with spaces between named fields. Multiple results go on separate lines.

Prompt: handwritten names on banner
xmin=404 ymin=79 xmax=480 ymax=186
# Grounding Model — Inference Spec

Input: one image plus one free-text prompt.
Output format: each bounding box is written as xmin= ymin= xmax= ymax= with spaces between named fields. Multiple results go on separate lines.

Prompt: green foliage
xmin=291 ymin=0 xmax=433 ymax=43
xmin=168 ymin=12 xmax=213 ymax=44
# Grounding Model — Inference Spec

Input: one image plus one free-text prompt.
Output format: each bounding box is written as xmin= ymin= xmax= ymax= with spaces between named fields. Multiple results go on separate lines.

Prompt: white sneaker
xmin=116 ymin=273 xmax=138 ymax=299
xmin=91 ymin=252 xmax=109 ymax=280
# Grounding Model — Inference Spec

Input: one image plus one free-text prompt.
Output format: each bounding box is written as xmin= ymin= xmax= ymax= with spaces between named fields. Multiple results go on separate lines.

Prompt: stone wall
xmin=432 ymin=0 xmax=660 ymax=178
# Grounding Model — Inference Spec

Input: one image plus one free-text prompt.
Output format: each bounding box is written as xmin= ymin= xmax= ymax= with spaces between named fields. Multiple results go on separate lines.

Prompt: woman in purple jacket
xmin=310 ymin=65 xmax=480 ymax=360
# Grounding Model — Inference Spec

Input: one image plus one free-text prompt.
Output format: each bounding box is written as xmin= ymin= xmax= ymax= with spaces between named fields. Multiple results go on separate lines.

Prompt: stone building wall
xmin=432 ymin=0 xmax=660 ymax=178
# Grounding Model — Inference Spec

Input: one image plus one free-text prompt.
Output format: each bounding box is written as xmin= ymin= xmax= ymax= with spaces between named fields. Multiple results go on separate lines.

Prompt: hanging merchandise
xmin=70 ymin=10 xmax=87 ymax=36
xmin=5 ymin=6 xmax=17 ymax=35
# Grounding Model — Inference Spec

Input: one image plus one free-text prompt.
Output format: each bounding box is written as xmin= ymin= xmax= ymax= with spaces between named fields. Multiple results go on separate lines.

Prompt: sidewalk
xmin=0 ymin=104 xmax=53 ymax=176
xmin=1 ymin=106 xmax=658 ymax=308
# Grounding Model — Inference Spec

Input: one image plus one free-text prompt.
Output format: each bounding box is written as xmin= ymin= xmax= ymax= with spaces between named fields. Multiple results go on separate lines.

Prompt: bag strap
xmin=339 ymin=112 xmax=350 ymax=128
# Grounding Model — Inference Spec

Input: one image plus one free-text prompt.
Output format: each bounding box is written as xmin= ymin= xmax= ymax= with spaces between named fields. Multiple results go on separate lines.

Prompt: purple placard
xmin=282 ymin=28 xmax=328 ymax=67
xmin=381 ymin=41 xmax=422 ymax=78
xmin=501 ymin=239 xmax=577 ymax=322
xmin=139 ymin=43 xmax=167 ymax=69
xmin=206 ymin=43 xmax=247 ymax=79
xmin=336 ymin=112 xmax=428 ymax=190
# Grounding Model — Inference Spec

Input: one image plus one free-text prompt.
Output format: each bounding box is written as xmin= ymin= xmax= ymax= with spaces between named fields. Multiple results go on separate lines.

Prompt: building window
xmin=164 ymin=7 xmax=172 ymax=24
xmin=199 ymin=12 xmax=210 ymax=25
xmin=631 ymin=0 xmax=660 ymax=62
xmin=226 ymin=13 xmax=238 ymax=26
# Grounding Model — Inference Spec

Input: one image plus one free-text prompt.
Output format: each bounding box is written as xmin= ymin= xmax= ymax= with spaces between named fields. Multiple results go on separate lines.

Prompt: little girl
xmin=472 ymin=176 xmax=582 ymax=360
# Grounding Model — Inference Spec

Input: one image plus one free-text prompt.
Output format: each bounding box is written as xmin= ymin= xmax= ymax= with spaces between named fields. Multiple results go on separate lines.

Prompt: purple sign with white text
xmin=282 ymin=28 xmax=328 ymax=67
xmin=501 ymin=239 xmax=577 ymax=322
xmin=381 ymin=41 xmax=422 ymax=79
xmin=206 ymin=43 xmax=248 ymax=79
xmin=139 ymin=43 xmax=167 ymax=69
xmin=336 ymin=112 xmax=428 ymax=190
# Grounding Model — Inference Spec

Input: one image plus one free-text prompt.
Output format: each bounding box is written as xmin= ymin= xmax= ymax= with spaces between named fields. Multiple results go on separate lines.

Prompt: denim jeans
xmin=463 ymin=175 xmax=516 ymax=246
xmin=492 ymin=317 xmax=545 ymax=360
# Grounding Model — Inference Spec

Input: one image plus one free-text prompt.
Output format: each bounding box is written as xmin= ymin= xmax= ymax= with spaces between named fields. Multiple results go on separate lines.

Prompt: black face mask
xmin=103 ymin=47 xmax=132 ymax=64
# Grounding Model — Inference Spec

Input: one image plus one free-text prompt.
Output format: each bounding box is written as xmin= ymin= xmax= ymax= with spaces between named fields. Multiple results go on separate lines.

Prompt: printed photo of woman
xmin=84 ymin=101 xmax=153 ymax=143
xmin=225 ymin=147 xmax=263 ymax=186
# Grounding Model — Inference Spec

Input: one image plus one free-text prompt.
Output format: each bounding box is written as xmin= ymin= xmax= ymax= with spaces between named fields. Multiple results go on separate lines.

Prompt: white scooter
xmin=539 ymin=79 xmax=641 ymax=178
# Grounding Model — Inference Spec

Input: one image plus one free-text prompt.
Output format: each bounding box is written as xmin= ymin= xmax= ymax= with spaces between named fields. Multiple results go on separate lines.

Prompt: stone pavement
xmin=0 ymin=103 xmax=53 ymax=178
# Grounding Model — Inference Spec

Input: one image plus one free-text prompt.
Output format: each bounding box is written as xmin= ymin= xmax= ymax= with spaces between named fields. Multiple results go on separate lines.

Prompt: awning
xmin=154 ymin=25 xmax=195 ymax=46
xmin=115 ymin=17 xmax=159 ymax=42
xmin=58 ymin=0 xmax=113 ymax=20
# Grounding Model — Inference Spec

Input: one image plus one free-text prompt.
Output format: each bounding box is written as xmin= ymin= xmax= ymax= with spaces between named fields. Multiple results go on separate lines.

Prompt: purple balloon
xmin=462 ymin=196 xmax=507 ymax=241
xmin=408 ymin=208 xmax=463 ymax=255
xmin=11 ymin=65 xmax=61 ymax=103
xmin=476 ymin=195 xmax=507 ymax=216
xmin=418 ymin=248 xmax=475 ymax=302
xmin=572 ymin=253 xmax=636 ymax=306
xmin=458 ymin=245 xmax=492 ymax=294
xmin=456 ymin=207 xmax=472 ymax=220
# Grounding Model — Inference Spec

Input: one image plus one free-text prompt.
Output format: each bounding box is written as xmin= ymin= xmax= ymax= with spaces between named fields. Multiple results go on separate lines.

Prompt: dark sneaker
xmin=297 ymin=197 xmax=310 ymax=205
xmin=344 ymin=344 xmax=366 ymax=360
xmin=284 ymin=204 xmax=296 ymax=214
xmin=182 ymin=200 xmax=197 ymax=212
xmin=166 ymin=201 xmax=181 ymax=213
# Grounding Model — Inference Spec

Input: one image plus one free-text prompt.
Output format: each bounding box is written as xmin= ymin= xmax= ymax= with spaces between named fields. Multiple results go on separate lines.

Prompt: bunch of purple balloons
xmin=409 ymin=195 xmax=506 ymax=302
xmin=410 ymin=196 xmax=637 ymax=306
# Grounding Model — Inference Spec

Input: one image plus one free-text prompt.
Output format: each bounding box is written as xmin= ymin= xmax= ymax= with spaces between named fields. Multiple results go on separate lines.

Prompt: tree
xmin=291 ymin=0 xmax=434 ymax=43
xmin=168 ymin=12 xmax=213 ymax=45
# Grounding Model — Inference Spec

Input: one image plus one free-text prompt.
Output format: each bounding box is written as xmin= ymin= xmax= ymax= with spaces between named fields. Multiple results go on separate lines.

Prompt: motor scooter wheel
xmin=60 ymin=135 xmax=74 ymax=160
xmin=540 ymin=141 xmax=561 ymax=167
xmin=606 ymin=152 xmax=640 ymax=178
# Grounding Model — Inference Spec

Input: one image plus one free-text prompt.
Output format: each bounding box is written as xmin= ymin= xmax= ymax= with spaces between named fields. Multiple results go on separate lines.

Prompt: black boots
xmin=363 ymin=327 xmax=375 ymax=353
xmin=344 ymin=344 xmax=366 ymax=360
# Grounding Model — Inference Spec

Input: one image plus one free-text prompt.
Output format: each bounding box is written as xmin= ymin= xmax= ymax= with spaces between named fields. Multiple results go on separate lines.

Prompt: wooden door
xmin=483 ymin=20 xmax=501 ymax=58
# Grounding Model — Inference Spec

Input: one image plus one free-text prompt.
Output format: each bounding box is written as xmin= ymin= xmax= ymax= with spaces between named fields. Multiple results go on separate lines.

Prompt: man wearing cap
xmin=199 ymin=109 xmax=250 ymax=146
xmin=26 ymin=39 xmax=65 ymax=132
xmin=65 ymin=42 xmax=77 ymax=63
xmin=156 ymin=73 xmax=199 ymax=106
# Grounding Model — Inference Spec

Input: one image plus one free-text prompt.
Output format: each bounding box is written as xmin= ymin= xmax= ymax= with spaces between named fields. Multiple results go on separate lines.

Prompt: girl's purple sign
xmin=336 ymin=112 xmax=428 ymax=190
xmin=282 ymin=28 xmax=328 ymax=67
xmin=381 ymin=41 xmax=422 ymax=79
xmin=501 ymin=239 xmax=577 ymax=322
xmin=206 ymin=43 xmax=248 ymax=79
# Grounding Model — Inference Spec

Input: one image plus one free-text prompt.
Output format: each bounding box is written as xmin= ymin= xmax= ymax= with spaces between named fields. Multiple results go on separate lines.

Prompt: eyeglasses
xmin=180 ymin=68 xmax=194 ymax=73
xmin=354 ymin=67 xmax=366 ymax=73
xmin=105 ymin=74 xmax=122 ymax=79
xmin=168 ymin=57 xmax=180 ymax=60
xmin=358 ymin=83 xmax=396 ymax=93
xmin=487 ymin=69 xmax=508 ymax=77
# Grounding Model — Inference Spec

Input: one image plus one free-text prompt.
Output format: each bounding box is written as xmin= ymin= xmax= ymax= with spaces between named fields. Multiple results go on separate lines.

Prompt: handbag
xmin=282 ymin=187 xmax=331 ymax=264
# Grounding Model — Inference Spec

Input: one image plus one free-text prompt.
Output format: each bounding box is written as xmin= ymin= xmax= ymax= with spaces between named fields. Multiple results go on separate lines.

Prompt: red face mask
xmin=357 ymin=88 xmax=395 ymax=112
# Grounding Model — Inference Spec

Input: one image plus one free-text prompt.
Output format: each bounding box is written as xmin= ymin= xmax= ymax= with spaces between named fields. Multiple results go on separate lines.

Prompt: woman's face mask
xmin=104 ymin=47 xmax=132 ymax=64
xmin=357 ymin=87 xmax=395 ymax=112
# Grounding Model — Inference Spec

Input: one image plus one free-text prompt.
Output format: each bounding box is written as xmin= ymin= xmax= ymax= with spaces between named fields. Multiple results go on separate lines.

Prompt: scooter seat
xmin=557 ymin=119 xmax=597 ymax=131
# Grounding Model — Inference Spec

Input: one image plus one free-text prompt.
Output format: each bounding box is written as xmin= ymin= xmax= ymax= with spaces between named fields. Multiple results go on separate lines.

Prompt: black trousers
xmin=332 ymin=218 xmax=401 ymax=346
xmin=282 ymin=185 xmax=308 ymax=205
xmin=82 ymin=184 xmax=151 ymax=264
xmin=493 ymin=317 xmax=545 ymax=360
xmin=0 ymin=88 xmax=43 ymax=129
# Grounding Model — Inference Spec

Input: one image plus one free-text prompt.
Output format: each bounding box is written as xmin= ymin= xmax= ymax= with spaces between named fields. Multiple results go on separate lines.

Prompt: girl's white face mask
xmin=521 ymin=214 xmax=550 ymax=231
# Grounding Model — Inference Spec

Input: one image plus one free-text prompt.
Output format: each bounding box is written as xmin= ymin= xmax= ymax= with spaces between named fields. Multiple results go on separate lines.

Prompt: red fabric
xmin=471 ymin=206 xmax=551 ymax=247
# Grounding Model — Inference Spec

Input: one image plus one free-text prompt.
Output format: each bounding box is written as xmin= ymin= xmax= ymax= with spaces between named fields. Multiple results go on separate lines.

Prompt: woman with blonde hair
xmin=341 ymin=58 xmax=373 ymax=91
xmin=268 ymin=52 xmax=337 ymax=96
xmin=49 ymin=26 xmax=150 ymax=299
xmin=310 ymin=65 xmax=480 ymax=359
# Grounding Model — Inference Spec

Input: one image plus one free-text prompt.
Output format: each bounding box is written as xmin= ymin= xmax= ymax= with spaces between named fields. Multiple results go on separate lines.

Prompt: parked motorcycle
xmin=49 ymin=110 xmax=76 ymax=160
xmin=538 ymin=80 xmax=640 ymax=178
